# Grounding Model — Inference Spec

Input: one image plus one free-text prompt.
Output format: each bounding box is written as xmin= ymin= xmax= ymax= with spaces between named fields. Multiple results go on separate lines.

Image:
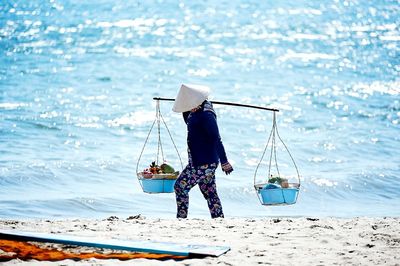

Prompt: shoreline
xmin=1 ymin=216 xmax=399 ymax=265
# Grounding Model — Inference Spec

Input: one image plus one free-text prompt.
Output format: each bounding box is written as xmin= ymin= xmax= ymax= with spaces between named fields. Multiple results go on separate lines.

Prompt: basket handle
xmin=136 ymin=100 xmax=184 ymax=188
xmin=253 ymin=111 xmax=301 ymax=193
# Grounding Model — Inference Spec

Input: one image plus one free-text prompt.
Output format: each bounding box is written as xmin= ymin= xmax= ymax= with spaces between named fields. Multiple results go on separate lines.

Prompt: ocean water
xmin=1 ymin=0 xmax=399 ymax=219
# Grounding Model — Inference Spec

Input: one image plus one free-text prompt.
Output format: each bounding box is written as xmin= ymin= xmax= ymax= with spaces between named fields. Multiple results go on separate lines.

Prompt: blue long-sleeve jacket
xmin=183 ymin=101 xmax=228 ymax=167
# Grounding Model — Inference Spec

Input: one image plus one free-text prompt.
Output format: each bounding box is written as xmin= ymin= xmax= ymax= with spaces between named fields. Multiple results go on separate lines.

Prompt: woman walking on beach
xmin=172 ymin=84 xmax=234 ymax=218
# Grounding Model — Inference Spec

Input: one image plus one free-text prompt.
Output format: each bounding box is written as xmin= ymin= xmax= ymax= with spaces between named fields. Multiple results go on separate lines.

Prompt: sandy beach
xmin=0 ymin=216 xmax=399 ymax=265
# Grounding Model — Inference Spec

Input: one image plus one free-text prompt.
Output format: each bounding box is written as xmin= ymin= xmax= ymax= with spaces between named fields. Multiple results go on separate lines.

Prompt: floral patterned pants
xmin=174 ymin=163 xmax=224 ymax=218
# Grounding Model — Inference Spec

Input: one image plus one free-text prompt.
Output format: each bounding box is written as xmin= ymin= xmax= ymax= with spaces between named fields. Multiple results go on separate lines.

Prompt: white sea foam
xmin=277 ymin=51 xmax=339 ymax=62
xmin=0 ymin=103 xmax=27 ymax=109
xmin=107 ymin=111 xmax=155 ymax=127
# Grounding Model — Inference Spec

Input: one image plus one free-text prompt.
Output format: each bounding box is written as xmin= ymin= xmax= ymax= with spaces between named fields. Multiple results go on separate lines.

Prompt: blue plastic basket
xmin=137 ymin=172 xmax=179 ymax=194
xmin=257 ymin=185 xmax=299 ymax=205
xmin=141 ymin=178 xmax=176 ymax=193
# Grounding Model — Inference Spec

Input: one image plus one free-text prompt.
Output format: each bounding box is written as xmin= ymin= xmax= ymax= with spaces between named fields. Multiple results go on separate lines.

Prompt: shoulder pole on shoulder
xmin=153 ymin=97 xmax=279 ymax=112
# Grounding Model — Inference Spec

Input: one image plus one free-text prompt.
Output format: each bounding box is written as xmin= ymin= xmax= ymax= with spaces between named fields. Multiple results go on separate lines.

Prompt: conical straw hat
xmin=172 ymin=84 xmax=210 ymax=112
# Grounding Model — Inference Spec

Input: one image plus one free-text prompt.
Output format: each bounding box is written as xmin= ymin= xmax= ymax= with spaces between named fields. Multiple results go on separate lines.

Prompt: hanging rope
xmin=136 ymin=100 xmax=183 ymax=187
xmin=274 ymin=114 xmax=300 ymax=183
xmin=136 ymin=115 xmax=157 ymax=190
xmin=156 ymin=101 xmax=165 ymax=165
xmin=158 ymin=109 xmax=183 ymax=169
xmin=254 ymin=113 xmax=275 ymax=187
xmin=270 ymin=113 xmax=281 ymax=179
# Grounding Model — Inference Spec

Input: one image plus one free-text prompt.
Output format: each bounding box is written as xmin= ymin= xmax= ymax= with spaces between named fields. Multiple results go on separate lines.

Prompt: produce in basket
xmin=149 ymin=161 xmax=162 ymax=174
xmin=141 ymin=170 xmax=153 ymax=179
xmin=160 ymin=163 xmax=175 ymax=174
xmin=268 ymin=175 xmax=289 ymax=188
xmin=141 ymin=161 xmax=177 ymax=179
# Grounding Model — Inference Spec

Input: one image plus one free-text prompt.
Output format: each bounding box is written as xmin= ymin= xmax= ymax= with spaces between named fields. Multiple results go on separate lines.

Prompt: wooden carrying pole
xmin=153 ymin=97 xmax=279 ymax=112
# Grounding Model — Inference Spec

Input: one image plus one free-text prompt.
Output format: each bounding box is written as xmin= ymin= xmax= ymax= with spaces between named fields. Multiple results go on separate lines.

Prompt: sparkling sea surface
xmin=1 ymin=0 xmax=399 ymax=219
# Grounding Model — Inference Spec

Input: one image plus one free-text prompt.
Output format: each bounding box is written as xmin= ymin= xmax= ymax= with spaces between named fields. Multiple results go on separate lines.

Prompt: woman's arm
xmin=203 ymin=111 xmax=228 ymax=164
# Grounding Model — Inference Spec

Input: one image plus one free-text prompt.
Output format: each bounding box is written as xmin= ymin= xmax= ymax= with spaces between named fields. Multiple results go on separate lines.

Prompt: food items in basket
xmin=281 ymin=179 xmax=289 ymax=188
xmin=268 ymin=175 xmax=289 ymax=188
xmin=141 ymin=161 xmax=178 ymax=179
xmin=141 ymin=169 xmax=154 ymax=179
xmin=149 ymin=161 xmax=162 ymax=174
xmin=160 ymin=163 xmax=175 ymax=174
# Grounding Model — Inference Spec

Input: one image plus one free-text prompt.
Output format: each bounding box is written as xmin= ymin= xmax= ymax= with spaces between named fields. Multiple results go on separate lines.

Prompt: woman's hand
xmin=221 ymin=162 xmax=233 ymax=175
